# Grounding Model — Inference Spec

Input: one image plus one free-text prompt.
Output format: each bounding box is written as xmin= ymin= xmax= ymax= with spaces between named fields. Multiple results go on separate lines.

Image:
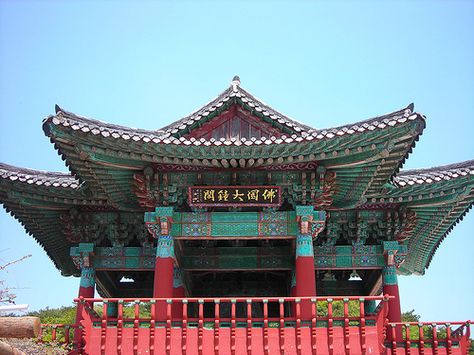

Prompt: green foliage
xmin=316 ymin=300 xmax=361 ymax=317
xmin=28 ymin=305 xmax=76 ymax=325
xmin=401 ymin=309 xmax=420 ymax=322
xmin=28 ymin=305 xmax=76 ymax=345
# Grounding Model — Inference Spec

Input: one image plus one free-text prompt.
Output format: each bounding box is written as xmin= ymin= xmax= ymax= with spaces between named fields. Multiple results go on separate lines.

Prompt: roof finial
xmin=231 ymin=75 xmax=240 ymax=91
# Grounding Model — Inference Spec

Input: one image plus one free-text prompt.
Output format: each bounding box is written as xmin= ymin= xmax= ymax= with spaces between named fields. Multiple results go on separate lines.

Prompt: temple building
xmin=1 ymin=77 xmax=472 ymax=354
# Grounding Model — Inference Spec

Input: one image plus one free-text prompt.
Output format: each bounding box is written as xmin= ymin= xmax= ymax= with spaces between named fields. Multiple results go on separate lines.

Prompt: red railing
xmin=387 ymin=321 xmax=471 ymax=354
xmin=73 ymin=295 xmax=391 ymax=354
xmin=39 ymin=297 xmax=470 ymax=354
xmin=37 ymin=323 xmax=77 ymax=346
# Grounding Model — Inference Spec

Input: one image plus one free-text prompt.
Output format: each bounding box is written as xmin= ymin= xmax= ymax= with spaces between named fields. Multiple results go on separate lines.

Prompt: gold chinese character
xmin=262 ymin=189 xmax=277 ymax=203
xmin=217 ymin=190 xmax=229 ymax=201
xmin=203 ymin=189 xmax=215 ymax=201
xmin=232 ymin=189 xmax=244 ymax=202
xmin=247 ymin=189 xmax=260 ymax=201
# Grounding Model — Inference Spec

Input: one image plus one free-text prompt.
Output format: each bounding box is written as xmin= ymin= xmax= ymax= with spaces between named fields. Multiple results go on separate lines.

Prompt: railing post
xmin=149 ymin=300 xmax=156 ymax=355
xmin=295 ymin=298 xmax=302 ymax=355
xmin=404 ymin=323 xmax=411 ymax=355
xmin=311 ymin=297 xmax=317 ymax=354
xmin=231 ymin=299 xmax=237 ymax=355
xmin=214 ymin=299 xmax=220 ymax=355
xmin=133 ymin=300 xmax=140 ymax=354
xmin=166 ymin=299 xmax=172 ymax=355
xmin=182 ymin=299 xmax=188 ymax=355
xmin=101 ymin=301 xmax=108 ymax=353
xmin=343 ymin=298 xmax=350 ymax=354
xmin=263 ymin=299 xmax=269 ymax=355
xmin=246 ymin=299 xmax=252 ymax=354
xmin=117 ymin=300 xmax=123 ymax=355
xmin=445 ymin=323 xmax=452 ymax=354
xmin=431 ymin=323 xmax=438 ymax=355
xmin=359 ymin=298 xmax=367 ymax=355
xmin=418 ymin=323 xmax=425 ymax=355
xmin=327 ymin=298 xmax=334 ymax=355
xmin=198 ymin=299 xmax=204 ymax=355
xmin=279 ymin=298 xmax=285 ymax=353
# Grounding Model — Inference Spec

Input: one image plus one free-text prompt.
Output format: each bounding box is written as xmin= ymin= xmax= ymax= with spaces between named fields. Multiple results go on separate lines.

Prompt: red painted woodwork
xmin=67 ymin=295 xmax=471 ymax=355
xmin=74 ymin=284 xmax=94 ymax=350
xmin=184 ymin=104 xmax=284 ymax=141
xmin=294 ymin=256 xmax=317 ymax=319
xmin=153 ymin=257 xmax=174 ymax=320
xmin=173 ymin=284 xmax=185 ymax=319
xmin=153 ymin=257 xmax=174 ymax=298
xmin=383 ymin=284 xmax=402 ymax=339
xmin=382 ymin=285 xmax=401 ymax=323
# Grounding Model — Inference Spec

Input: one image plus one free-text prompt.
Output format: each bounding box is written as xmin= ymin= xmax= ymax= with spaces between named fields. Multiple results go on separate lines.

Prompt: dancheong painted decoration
xmin=0 ymin=76 xmax=472 ymax=354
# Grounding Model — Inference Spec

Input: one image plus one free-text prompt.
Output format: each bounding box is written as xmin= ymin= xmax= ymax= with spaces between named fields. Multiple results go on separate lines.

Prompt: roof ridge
xmin=0 ymin=162 xmax=75 ymax=178
xmin=50 ymin=107 xmax=165 ymax=135
xmin=392 ymin=159 xmax=474 ymax=187
xmin=308 ymin=103 xmax=417 ymax=135
xmin=0 ymin=162 xmax=80 ymax=189
xmin=396 ymin=159 xmax=474 ymax=177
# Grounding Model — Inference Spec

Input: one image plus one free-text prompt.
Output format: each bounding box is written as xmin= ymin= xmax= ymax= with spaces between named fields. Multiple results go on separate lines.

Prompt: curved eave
xmin=44 ymin=117 xmax=424 ymax=209
xmin=371 ymin=160 xmax=474 ymax=275
xmin=0 ymin=163 xmax=112 ymax=277
xmin=0 ymin=162 xmax=81 ymax=189
xmin=0 ymin=196 xmax=78 ymax=276
xmin=43 ymin=102 xmax=419 ymax=149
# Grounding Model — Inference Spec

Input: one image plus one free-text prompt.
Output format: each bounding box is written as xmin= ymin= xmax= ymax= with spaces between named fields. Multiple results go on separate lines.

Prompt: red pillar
xmin=383 ymin=283 xmax=401 ymax=322
xmin=153 ymin=235 xmax=175 ymax=320
xmin=294 ymin=206 xmax=320 ymax=320
xmin=172 ymin=265 xmax=185 ymax=319
xmin=295 ymin=234 xmax=316 ymax=319
xmin=383 ymin=241 xmax=404 ymax=339
xmin=74 ymin=266 xmax=95 ymax=350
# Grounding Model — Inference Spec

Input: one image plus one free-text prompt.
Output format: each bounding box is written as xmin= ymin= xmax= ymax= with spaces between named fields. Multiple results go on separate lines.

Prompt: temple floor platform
xmin=44 ymin=296 xmax=470 ymax=355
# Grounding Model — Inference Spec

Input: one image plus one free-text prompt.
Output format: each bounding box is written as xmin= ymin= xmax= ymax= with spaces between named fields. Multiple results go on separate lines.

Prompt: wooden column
xmin=145 ymin=207 xmax=178 ymax=320
xmin=172 ymin=264 xmax=185 ymax=318
xmin=294 ymin=206 xmax=317 ymax=319
xmin=72 ymin=243 xmax=95 ymax=351
xmin=383 ymin=241 xmax=405 ymax=339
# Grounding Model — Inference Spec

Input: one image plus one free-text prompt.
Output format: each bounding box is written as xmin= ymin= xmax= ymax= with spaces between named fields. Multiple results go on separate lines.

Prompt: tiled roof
xmin=46 ymin=79 xmax=422 ymax=147
xmin=158 ymin=80 xmax=313 ymax=137
xmin=393 ymin=160 xmax=474 ymax=187
xmin=0 ymin=163 xmax=80 ymax=189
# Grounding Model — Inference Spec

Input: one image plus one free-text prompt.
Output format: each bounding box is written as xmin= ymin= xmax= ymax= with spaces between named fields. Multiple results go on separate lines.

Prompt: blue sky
xmin=0 ymin=1 xmax=472 ymax=322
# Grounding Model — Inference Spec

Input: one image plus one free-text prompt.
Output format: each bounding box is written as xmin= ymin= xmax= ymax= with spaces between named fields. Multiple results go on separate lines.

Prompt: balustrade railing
xmin=73 ymin=295 xmax=390 ymax=354
xmin=386 ymin=321 xmax=471 ymax=354
xmin=37 ymin=323 xmax=76 ymax=346
xmin=38 ymin=297 xmax=470 ymax=354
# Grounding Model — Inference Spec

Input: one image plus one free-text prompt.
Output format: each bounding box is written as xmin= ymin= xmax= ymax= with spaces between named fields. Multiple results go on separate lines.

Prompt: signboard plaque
xmin=188 ymin=186 xmax=281 ymax=207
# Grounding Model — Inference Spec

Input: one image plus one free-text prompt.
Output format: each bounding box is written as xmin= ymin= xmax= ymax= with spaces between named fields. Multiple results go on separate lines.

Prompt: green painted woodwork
xmin=80 ymin=267 xmax=95 ymax=288
xmin=71 ymin=246 xmax=155 ymax=270
xmin=170 ymin=211 xmax=298 ymax=238
xmin=382 ymin=265 xmax=398 ymax=286
xmin=156 ymin=235 xmax=174 ymax=258
xmin=181 ymin=252 xmax=294 ymax=271
xmin=78 ymin=243 xmax=95 ymax=254
xmin=46 ymin=116 xmax=422 ymax=211
xmin=173 ymin=265 xmax=184 ymax=288
xmin=295 ymin=205 xmax=314 ymax=217
xmin=314 ymin=245 xmax=385 ymax=269
xmin=144 ymin=207 xmax=173 ymax=223
xmin=296 ymin=235 xmax=314 ymax=257
xmin=365 ymin=300 xmax=377 ymax=314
